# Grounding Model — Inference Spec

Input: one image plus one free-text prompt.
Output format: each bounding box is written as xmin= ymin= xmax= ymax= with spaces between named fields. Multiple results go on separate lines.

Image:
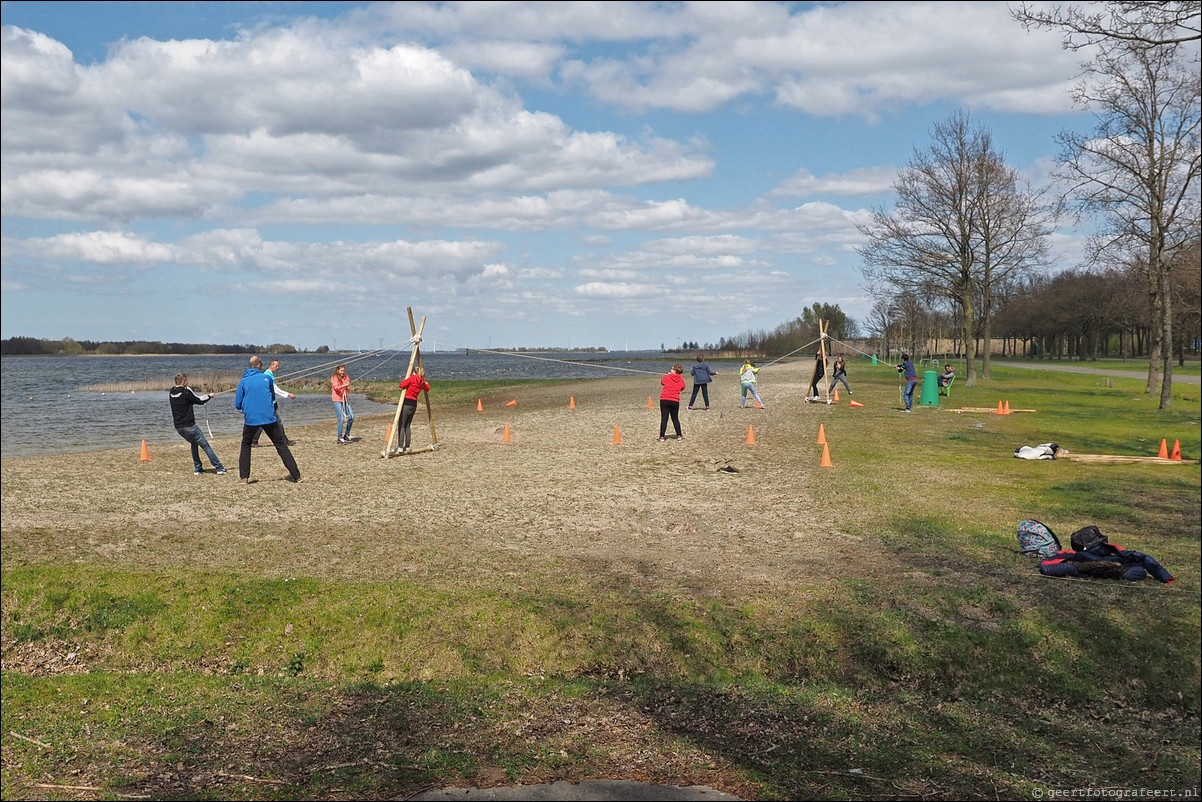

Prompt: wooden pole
xmin=409 ymin=307 xmax=439 ymax=447
xmin=382 ymin=309 xmax=427 ymax=457
xmin=820 ymin=319 xmax=831 ymax=403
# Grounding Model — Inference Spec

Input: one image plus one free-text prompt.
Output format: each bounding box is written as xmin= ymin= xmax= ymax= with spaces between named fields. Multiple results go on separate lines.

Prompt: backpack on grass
xmin=1017 ymin=520 xmax=1061 ymax=558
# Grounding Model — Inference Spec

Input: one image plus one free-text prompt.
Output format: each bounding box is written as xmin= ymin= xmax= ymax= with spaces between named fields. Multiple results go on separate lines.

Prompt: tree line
xmin=677 ymin=303 xmax=861 ymax=356
xmin=0 ymin=337 xmax=304 ymax=356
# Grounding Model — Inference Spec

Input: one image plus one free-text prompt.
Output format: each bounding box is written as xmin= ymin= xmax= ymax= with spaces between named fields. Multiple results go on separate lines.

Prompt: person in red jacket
xmin=659 ymin=364 xmax=686 ymax=441
xmin=394 ymin=366 xmax=430 ymax=454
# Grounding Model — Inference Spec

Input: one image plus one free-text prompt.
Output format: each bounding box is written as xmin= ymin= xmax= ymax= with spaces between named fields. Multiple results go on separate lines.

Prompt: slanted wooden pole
xmin=409 ymin=307 xmax=439 ymax=447
xmin=383 ymin=309 xmax=427 ymax=458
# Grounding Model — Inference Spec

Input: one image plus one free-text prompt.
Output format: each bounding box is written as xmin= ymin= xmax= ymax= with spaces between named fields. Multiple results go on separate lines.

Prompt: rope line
xmin=427 ymin=341 xmax=664 ymax=376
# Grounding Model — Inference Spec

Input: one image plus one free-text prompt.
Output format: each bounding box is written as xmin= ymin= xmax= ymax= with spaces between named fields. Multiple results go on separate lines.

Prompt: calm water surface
xmin=1 ymin=351 xmax=670 ymax=458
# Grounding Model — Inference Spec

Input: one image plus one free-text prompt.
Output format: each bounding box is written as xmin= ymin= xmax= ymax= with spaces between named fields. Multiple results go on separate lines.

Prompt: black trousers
xmin=659 ymin=399 xmax=682 ymax=438
xmin=399 ymin=399 xmax=418 ymax=449
xmin=688 ymin=383 xmax=710 ymax=407
xmin=250 ymin=402 xmax=286 ymax=445
xmin=239 ymin=420 xmax=300 ymax=480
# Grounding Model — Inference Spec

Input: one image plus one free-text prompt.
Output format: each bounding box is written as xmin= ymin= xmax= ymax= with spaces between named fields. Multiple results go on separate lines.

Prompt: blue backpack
xmin=1017 ymin=520 xmax=1061 ymax=559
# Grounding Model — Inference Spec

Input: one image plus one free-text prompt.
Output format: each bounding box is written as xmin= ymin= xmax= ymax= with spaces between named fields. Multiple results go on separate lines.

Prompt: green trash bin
xmin=920 ymin=370 xmax=940 ymax=406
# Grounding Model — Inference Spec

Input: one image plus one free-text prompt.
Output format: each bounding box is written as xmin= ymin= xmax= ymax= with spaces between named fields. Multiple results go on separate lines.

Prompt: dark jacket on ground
xmin=1040 ymin=543 xmax=1175 ymax=583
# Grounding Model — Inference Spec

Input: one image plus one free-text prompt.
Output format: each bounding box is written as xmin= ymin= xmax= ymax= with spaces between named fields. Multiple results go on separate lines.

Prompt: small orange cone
xmin=1158 ymin=438 xmax=1168 ymax=458
xmin=1003 ymin=400 xmax=1011 ymax=415
xmin=647 ymin=395 xmax=654 ymax=409
xmin=569 ymin=396 xmax=576 ymax=409
xmin=506 ymin=400 xmax=517 ymax=407
xmin=1171 ymin=439 xmax=1182 ymax=460
xmin=819 ymin=442 xmax=833 ymax=468
xmin=745 ymin=424 xmax=756 ymax=445
xmin=755 ymin=399 xmax=763 ymax=408
xmin=849 ymin=400 xmax=864 ymax=408
xmin=613 ymin=424 xmax=622 ymax=444
xmin=502 ymin=423 xmax=512 ymax=442
xmin=477 ymin=399 xmax=483 ymax=411
xmin=996 ymin=400 xmax=1004 ymax=415
xmin=817 ymin=423 xmax=827 ymax=445
xmin=139 ymin=439 xmax=150 ymax=462
xmin=833 ymin=387 xmax=840 ymax=402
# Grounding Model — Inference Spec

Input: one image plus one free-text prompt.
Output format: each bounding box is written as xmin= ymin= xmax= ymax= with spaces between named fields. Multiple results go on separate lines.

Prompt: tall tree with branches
xmin=1016 ymin=1 xmax=1201 ymax=408
xmin=857 ymin=111 xmax=1053 ymax=387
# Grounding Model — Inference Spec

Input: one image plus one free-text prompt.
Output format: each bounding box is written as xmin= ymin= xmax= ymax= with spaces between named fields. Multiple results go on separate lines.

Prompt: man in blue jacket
xmin=235 ymin=355 xmax=301 ymax=483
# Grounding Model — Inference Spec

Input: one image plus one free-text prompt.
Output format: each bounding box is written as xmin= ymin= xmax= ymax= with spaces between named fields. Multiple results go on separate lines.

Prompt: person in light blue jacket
xmin=234 ymin=355 xmax=301 ymax=483
xmin=687 ymin=354 xmax=717 ymax=410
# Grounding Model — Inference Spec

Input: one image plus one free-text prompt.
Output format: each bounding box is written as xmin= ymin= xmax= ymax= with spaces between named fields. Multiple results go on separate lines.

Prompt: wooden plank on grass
xmin=1061 ymin=453 xmax=1198 ymax=465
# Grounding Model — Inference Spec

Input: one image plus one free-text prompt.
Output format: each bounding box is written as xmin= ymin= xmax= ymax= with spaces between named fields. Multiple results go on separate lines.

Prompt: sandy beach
xmin=1 ymin=360 xmax=864 ymax=610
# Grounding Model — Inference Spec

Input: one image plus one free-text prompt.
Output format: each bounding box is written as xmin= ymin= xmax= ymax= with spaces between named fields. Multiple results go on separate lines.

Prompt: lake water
xmin=0 ymin=351 xmax=672 ymax=458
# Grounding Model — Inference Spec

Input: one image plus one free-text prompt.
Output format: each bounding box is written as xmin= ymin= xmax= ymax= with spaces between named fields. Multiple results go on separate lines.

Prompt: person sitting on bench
xmin=938 ymin=364 xmax=955 ymax=388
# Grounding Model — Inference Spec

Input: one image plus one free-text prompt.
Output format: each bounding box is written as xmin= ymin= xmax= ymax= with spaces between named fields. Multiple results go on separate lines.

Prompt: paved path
xmin=995 ymin=361 xmax=1200 ymax=385
xmin=409 ymin=780 xmax=742 ymax=801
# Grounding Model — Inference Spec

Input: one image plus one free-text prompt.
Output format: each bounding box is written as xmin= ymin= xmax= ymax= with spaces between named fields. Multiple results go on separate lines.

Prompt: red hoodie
xmin=660 ymin=372 xmax=686 ymax=401
xmin=399 ymin=373 xmax=430 ymax=401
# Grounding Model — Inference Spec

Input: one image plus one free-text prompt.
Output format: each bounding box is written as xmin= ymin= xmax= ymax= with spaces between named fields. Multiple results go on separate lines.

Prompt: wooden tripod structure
xmin=382 ymin=307 xmax=440 ymax=458
xmin=807 ymin=319 xmax=832 ymax=404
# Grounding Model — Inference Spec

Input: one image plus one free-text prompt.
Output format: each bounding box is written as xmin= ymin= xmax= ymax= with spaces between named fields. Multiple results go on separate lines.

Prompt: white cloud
xmin=771 ymin=166 xmax=898 ymax=198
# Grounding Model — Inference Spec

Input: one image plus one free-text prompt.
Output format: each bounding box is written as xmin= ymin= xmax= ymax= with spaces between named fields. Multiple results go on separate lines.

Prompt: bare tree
xmin=973 ymin=153 xmax=1059 ymax=378
xmin=1013 ymin=1 xmax=1201 ymax=49
xmin=1057 ymin=37 xmax=1200 ymax=407
xmin=857 ymin=111 xmax=1053 ymax=387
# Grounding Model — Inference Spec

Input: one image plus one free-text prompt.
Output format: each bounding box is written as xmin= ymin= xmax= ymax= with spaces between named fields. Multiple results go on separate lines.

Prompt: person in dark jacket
xmin=806 ymin=352 xmax=825 ymax=401
xmin=828 ymin=355 xmax=851 ymax=396
xmin=897 ymin=353 xmax=917 ymax=412
xmin=234 ymin=355 xmax=301 ymax=483
xmin=687 ymin=354 xmax=717 ymax=410
xmin=170 ymin=372 xmax=225 ymax=475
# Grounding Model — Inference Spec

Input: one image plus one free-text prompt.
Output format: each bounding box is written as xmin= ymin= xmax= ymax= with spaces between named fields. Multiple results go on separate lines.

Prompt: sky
xmin=0 ymin=1 xmax=1096 ymax=352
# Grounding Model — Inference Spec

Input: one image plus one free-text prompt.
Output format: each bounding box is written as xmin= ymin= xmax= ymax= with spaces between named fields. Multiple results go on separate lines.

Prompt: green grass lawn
xmin=3 ymin=365 xmax=1199 ymax=800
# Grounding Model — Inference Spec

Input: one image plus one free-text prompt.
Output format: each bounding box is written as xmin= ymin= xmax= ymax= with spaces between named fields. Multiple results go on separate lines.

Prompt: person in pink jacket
xmin=658 ymin=364 xmax=686 ymax=441
xmin=331 ymin=364 xmax=355 ymax=444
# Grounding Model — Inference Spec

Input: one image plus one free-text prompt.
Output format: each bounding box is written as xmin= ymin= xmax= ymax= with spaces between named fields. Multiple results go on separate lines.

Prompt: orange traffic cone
xmin=1171 ymin=439 xmax=1182 ymax=460
xmin=849 ymin=400 xmax=864 ymax=408
xmin=506 ymin=400 xmax=517 ymax=407
xmin=819 ymin=442 xmax=833 ymax=468
xmin=1158 ymin=438 xmax=1168 ymax=458
xmin=477 ymin=398 xmax=483 ymax=411
xmin=1003 ymin=400 xmax=1011 ymax=415
xmin=647 ymin=395 xmax=654 ymax=409
xmin=817 ymin=423 xmax=827 ymax=445
xmin=746 ymin=424 xmax=756 ymax=445
xmin=755 ymin=398 xmax=763 ymax=408
xmin=613 ymin=424 xmax=622 ymax=444
xmin=996 ymin=400 xmax=1004 ymax=415
xmin=833 ymin=387 xmax=840 ymax=402
xmin=139 ymin=439 xmax=150 ymax=462
xmin=569 ymin=396 xmax=576 ymax=409
xmin=502 ymin=423 xmax=511 ymax=442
